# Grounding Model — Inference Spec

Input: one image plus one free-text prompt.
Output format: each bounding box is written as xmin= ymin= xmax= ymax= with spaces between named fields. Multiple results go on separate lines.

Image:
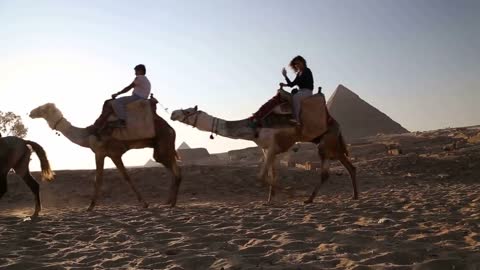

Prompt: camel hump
xmin=109 ymin=100 xmax=156 ymax=140
xmin=300 ymin=94 xmax=329 ymax=141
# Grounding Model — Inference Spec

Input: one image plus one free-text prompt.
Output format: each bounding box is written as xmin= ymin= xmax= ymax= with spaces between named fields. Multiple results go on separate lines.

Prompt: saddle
xmin=256 ymin=89 xmax=329 ymax=140
xmin=92 ymin=96 xmax=159 ymax=140
xmin=106 ymin=100 xmax=156 ymax=140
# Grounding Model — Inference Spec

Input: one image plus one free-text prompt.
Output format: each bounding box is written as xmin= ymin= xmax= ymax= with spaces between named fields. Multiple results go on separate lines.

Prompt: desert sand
xmin=1 ymin=127 xmax=480 ymax=269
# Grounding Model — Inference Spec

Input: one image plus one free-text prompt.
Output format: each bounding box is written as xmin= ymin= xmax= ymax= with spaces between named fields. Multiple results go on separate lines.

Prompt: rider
xmin=280 ymin=55 xmax=314 ymax=125
xmin=109 ymin=64 xmax=151 ymax=127
xmin=249 ymin=55 xmax=314 ymax=127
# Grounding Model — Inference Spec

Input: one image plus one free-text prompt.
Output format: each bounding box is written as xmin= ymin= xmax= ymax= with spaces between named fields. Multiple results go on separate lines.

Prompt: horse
xmin=0 ymin=136 xmax=54 ymax=217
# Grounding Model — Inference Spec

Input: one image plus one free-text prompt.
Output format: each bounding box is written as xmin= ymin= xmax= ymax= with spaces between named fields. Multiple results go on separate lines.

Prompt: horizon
xmin=1 ymin=0 xmax=479 ymax=170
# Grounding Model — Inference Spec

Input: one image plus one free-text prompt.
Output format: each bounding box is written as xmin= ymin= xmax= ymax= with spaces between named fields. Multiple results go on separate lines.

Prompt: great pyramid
xmin=327 ymin=84 xmax=409 ymax=140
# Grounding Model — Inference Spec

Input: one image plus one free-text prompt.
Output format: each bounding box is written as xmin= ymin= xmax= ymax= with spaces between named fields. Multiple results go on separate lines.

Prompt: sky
xmin=1 ymin=0 xmax=479 ymax=170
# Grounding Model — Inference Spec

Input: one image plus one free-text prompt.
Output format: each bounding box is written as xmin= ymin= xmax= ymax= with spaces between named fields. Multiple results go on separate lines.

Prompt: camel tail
xmin=25 ymin=140 xmax=55 ymax=182
xmin=338 ymin=133 xmax=349 ymax=157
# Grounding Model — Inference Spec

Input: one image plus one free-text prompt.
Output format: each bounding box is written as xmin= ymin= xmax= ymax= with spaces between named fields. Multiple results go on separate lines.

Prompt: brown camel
xmin=0 ymin=136 xmax=55 ymax=217
xmin=29 ymin=102 xmax=181 ymax=211
xmin=170 ymin=103 xmax=358 ymax=204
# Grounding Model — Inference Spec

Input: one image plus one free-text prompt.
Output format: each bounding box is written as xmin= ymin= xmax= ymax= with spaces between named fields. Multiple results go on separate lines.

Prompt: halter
xmin=52 ymin=117 xmax=64 ymax=130
xmin=180 ymin=109 xmax=218 ymax=139
xmin=52 ymin=117 xmax=64 ymax=137
xmin=180 ymin=109 xmax=200 ymax=128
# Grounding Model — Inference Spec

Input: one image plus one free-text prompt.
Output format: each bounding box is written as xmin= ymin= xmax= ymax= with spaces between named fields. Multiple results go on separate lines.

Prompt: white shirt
xmin=132 ymin=75 xmax=151 ymax=99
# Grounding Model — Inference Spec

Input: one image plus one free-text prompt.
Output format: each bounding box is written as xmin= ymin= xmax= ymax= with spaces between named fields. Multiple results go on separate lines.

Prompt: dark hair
xmin=134 ymin=64 xmax=146 ymax=74
xmin=289 ymin=55 xmax=307 ymax=72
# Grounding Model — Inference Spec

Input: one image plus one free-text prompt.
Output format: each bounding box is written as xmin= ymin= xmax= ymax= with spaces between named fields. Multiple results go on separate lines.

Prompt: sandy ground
xmin=2 ymin=127 xmax=480 ymax=269
xmin=1 ymin=164 xmax=479 ymax=270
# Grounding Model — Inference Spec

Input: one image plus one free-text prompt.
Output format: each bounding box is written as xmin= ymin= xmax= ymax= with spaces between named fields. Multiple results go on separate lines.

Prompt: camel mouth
xmin=29 ymin=110 xmax=41 ymax=119
xmin=170 ymin=111 xmax=180 ymax=121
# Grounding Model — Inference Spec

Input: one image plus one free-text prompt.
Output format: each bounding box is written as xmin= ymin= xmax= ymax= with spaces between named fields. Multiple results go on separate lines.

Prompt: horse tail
xmin=25 ymin=140 xmax=55 ymax=182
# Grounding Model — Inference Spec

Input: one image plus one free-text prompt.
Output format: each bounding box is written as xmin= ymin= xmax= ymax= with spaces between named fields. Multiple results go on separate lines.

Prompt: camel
xmin=29 ymin=102 xmax=181 ymax=211
xmin=170 ymin=101 xmax=358 ymax=203
xmin=0 ymin=136 xmax=55 ymax=217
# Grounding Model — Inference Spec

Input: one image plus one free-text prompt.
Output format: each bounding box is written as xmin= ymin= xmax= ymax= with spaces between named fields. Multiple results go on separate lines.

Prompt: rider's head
xmin=289 ymin=55 xmax=307 ymax=73
xmin=134 ymin=64 xmax=146 ymax=76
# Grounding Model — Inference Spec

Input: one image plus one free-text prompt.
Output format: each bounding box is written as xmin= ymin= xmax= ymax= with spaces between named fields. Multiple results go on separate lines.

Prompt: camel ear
xmin=194 ymin=105 xmax=198 ymax=111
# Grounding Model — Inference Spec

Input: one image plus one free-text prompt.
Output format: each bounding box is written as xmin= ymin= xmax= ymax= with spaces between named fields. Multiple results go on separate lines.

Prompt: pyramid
xmin=144 ymin=159 xmax=161 ymax=167
xmin=327 ymin=84 xmax=409 ymax=140
xmin=177 ymin=142 xmax=191 ymax=150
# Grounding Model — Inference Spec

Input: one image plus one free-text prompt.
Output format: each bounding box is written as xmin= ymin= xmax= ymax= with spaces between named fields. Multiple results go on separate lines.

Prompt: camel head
xmin=30 ymin=103 xmax=63 ymax=123
xmin=170 ymin=105 xmax=199 ymax=126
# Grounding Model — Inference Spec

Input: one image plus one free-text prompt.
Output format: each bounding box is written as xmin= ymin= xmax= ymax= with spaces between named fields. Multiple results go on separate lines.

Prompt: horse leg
xmin=111 ymin=156 xmax=148 ymax=208
xmin=22 ymin=173 xmax=41 ymax=217
xmin=154 ymin=146 xmax=182 ymax=207
xmin=13 ymin=150 xmax=41 ymax=217
xmin=338 ymin=154 xmax=358 ymax=200
xmin=87 ymin=154 xmax=105 ymax=211
xmin=0 ymin=172 xmax=7 ymax=199
xmin=305 ymin=154 xmax=330 ymax=204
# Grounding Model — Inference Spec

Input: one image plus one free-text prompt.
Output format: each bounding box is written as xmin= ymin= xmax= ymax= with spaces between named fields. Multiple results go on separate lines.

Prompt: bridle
xmin=179 ymin=109 xmax=219 ymax=139
xmin=180 ymin=109 xmax=200 ymax=128
xmin=53 ymin=117 xmax=64 ymax=131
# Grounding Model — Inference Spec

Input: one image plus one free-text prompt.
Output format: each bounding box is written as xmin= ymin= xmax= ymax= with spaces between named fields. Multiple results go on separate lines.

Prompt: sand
xmin=1 ymin=127 xmax=480 ymax=269
xmin=1 ymin=166 xmax=479 ymax=270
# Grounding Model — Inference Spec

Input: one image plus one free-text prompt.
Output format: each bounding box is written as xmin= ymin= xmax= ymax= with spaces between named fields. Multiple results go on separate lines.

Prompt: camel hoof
xmin=86 ymin=205 xmax=95 ymax=212
xmin=142 ymin=202 xmax=149 ymax=209
xmin=304 ymin=199 xmax=313 ymax=204
xmin=353 ymin=195 xmax=359 ymax=200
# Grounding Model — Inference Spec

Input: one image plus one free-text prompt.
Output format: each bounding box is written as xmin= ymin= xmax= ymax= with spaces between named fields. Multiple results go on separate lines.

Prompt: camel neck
xmin=190 ymin=112 xmax=256 ymax=141
xmin=48 ymin=117 xmax=91 ymax=148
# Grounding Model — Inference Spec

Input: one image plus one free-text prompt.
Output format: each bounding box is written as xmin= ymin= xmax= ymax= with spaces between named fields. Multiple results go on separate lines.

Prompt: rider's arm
xmin=113 ymin=81 xmax=135 ymax=97
xmin=284 ymin=74 xmax=297 ymax=87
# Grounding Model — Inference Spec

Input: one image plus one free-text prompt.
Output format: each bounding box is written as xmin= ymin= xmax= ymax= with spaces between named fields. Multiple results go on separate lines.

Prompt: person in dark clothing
xmin=249 ymin=55 xmax=314 ymax=128
xmin=280 ymin=55 xmax=314 ymax=124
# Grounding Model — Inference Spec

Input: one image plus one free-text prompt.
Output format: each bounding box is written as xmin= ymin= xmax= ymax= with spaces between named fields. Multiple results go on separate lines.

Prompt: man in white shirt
xmin=110 ymin=64 xmax=151 ymax=127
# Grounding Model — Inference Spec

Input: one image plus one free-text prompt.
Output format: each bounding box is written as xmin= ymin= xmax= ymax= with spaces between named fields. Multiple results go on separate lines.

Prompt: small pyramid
xmin=327 ymin=84 xmax=409 ymax=140
xmin=177 ymin=142 xmax=191 ymax=150
xmin=144 ymin=159 xmax=161 ymax=167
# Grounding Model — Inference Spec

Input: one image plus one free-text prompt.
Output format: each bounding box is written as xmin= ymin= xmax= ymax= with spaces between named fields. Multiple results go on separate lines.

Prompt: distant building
xmin=177 ymin=148 xmax=210 ymax=162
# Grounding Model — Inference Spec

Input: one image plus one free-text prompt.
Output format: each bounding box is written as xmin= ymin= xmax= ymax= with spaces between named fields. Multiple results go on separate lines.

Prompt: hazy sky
xmin=1 ymin=0 xmax=479 ymax=170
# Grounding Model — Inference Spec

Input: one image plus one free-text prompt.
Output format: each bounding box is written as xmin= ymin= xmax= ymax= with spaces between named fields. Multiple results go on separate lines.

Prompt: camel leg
xmin=154 ymin=146 xmax=182 ymax=207
xmin=111 ymin=156 xmax=148 ymax=208
xmin=87 ymin=154 xmax=105 ymax=211
xmin=261 ymin=148 xmax=279 ymax=203
xmin=338 ymin=154 xmax=358 ymax=200
xmin=305 ymin=155 xmax=330 ymax=204
xmin=267 ymin=161 xmax=278 ymax=203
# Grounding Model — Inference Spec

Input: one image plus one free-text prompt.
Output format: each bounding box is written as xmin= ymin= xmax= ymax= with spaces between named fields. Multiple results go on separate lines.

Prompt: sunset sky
xmin=1 ymin=0 xmax=479 ymax=170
